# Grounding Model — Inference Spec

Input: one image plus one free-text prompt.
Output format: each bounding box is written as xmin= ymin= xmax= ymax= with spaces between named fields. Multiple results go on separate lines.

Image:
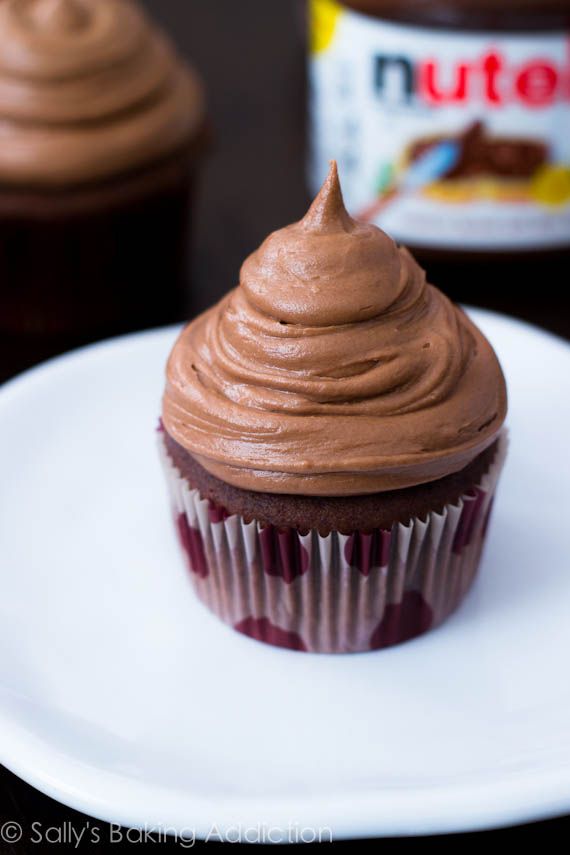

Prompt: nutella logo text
xmin=374 ymin=46 xmax=570 ymax=108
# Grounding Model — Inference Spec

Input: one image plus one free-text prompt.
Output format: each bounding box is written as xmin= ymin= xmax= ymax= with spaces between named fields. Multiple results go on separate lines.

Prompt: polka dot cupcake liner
xmin=159 ymin=432 xmax=507 ymax=654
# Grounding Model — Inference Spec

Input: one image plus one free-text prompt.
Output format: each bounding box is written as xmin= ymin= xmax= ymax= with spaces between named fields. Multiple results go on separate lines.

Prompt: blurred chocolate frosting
xmin=163 ymin=162 xmax=507 ymax=496
xmin=0 ymin=0 xmax=205 ymax=186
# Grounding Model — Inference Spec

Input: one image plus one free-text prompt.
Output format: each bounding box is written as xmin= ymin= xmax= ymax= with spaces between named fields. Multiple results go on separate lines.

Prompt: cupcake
xmin=160 ymin=161 xmax=507 ymax=654
xmin=0 ymin=0 xmax=206 ymax=380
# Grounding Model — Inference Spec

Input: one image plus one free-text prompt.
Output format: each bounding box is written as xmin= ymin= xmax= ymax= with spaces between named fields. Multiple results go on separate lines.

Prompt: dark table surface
xmin=1 ymin=1 xmax=570 ymax=849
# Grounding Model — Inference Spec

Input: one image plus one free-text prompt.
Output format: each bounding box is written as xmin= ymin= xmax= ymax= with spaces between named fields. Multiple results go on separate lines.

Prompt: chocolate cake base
xmin=163 ymin=430 xmax=499 ymax=535
xmin=0 ymin=128 xmax=208 ymax=382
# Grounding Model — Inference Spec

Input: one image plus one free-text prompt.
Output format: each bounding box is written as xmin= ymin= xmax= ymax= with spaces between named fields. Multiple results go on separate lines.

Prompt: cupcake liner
xmin=159 ymin=432 xmax=507 ymax=654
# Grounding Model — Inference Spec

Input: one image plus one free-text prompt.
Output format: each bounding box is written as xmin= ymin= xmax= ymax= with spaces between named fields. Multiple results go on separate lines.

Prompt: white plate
xmin=1 ymin=309 xmax=569 ymax=841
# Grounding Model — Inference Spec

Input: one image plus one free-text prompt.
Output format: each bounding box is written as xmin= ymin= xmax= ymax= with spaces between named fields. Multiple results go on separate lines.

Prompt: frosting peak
xmin=241 ymin=160 xmax=403 ymax=326
xmin=25 ymin=0 xmax=90 ymax=33
xmin=301 ymin=160 xmax=355 ymax=234
xmin=0 ymin=0 xmax=205 ymax=186
xmin=163 ymin=168 xmax=507 ymax=496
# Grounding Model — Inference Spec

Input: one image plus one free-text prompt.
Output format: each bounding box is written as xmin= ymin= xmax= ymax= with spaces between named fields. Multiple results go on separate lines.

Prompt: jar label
xmin=308 ymin=0 xmax=570 ymax=250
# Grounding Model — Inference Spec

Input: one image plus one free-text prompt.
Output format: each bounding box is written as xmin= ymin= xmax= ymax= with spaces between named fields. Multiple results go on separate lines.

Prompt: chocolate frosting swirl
xmin=163 ymin=162 xmax=507 ymax=496
xmin=0 ymin=0 xmax=204 ymax=186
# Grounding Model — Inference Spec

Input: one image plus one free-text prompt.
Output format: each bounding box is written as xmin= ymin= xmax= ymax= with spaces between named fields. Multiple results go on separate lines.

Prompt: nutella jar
xmin=308 ymin=0 xmax=570 ymax=307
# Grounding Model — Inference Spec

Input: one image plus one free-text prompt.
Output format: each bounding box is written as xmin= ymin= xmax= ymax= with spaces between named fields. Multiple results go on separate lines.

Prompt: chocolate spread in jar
xmin=408 ymin=120 xmax=548 ymax=180
xmin=308 ymin=0 xmax=570 ymax=309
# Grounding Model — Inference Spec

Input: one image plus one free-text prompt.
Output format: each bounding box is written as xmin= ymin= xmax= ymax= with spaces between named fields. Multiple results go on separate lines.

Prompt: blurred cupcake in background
xmin=160 ymin=162 xmax=508 ymax=655
xmin=0 ymin=0 xmax=207 ymax=380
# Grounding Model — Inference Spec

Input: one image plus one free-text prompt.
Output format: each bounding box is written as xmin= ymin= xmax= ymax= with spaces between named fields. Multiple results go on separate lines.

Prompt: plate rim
xmin=3 ymin=715 xmax=570 ymax=838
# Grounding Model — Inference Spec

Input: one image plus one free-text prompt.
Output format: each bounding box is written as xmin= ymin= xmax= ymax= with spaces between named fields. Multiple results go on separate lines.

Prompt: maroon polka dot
xmin=176 ymin=513 xmax=209 ymax=578
xmin=370 ymin=591 xmax=433 ymax=650
xmin=344 ymin=529 xmax=392 ymax=576
xmin=378 ymin=529 xmax=392 ymax=566
xmin=234 ymin=616 xmax=308 ymax=651
xmin=259 ymin=526 xmax=309 ymax=583
xmin=453 ymin=488 xmax=486 ymax=555
xmin=481 ymin=496 xmax=495 ymax=540
xmin=208 ymin=500 xmax=230 ymax=524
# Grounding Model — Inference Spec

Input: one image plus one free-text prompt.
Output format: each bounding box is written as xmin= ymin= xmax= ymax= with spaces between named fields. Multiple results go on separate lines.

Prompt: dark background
xmin=154 ymin=0 xmax=309 ymax=322
xmin=1 ymin=0 xmax=570 ymax=849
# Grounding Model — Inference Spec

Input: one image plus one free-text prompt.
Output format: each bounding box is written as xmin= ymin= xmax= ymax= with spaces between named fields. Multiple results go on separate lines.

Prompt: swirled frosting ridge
xmin=163 ymin=162 xmax=507 ymax=496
